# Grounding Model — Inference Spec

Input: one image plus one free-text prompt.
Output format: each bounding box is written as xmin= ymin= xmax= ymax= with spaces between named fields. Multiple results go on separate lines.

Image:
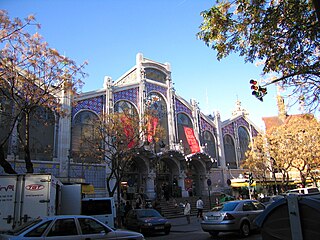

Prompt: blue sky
xmin=2 ymin=0 xmax=297 ymax=129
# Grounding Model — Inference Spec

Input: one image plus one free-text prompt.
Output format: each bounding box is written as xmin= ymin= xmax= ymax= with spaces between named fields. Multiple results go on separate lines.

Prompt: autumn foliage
xmin=243 ymin=114 xmax=320 ymax=189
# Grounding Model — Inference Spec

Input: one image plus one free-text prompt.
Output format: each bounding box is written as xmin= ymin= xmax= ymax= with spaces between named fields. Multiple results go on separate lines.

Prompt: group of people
xmin=183 ymin=197 xmax=204 ymax=224
xmin=121 ymin=195 xmax=205 ymax=226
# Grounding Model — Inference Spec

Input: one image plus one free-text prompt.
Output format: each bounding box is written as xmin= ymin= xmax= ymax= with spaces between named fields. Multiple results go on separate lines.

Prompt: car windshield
xmin=137 ymin=209 xmax=162 ymax=218
xmin=7 ymin=219 xmax=43 ymax=235
xmin=212 ymin=202 xmax=239 ymax=212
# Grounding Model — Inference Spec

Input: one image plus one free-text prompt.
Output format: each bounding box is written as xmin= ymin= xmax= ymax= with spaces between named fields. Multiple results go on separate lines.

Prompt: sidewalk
xmin=169 ymin=215 xmax=202 ymax=232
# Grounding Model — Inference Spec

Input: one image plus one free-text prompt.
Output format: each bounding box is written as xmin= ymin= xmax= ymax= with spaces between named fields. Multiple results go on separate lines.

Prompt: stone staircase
xmin=158 ymin=196 xmax=213 ymax=219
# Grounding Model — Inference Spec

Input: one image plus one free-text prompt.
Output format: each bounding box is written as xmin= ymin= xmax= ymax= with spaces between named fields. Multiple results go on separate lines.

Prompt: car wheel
xmin=209 ymin=231 xmax=219 ymax=237
xmin=240 ymin=221 xmax=250 ymax=237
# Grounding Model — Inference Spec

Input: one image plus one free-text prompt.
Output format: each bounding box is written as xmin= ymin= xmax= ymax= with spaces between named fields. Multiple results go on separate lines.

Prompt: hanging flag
xmin=183 ymin=126 xmax=200 ymax=153
xmin=120 ymin=114 xmax=135 ymax=148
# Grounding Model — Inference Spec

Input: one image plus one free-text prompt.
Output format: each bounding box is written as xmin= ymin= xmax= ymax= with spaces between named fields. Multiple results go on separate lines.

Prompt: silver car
xmin=0 ymin=215 xmax=144 ymax=240
xmin=201 ymin=199 xmax=265 ymax=237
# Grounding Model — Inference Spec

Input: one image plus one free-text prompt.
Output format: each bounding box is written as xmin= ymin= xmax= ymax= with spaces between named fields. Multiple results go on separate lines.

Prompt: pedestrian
xmin=196 ymin=196 xmax=204 ymax=220
xmin=120 ymin=201 xmax=126 ymax=227
xmin=184 ymin=200 xmax=191 ymax=224
xmin=135 ymin=194 xmax=142 ymax=209
xmin=124 ymin=201 xmax=132 ymax=217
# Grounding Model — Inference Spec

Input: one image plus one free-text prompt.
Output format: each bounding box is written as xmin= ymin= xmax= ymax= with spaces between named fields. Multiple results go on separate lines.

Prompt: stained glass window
xmin=238 ymin=126 xmax=250 ymax=161
xmin=145 ymin=92 xmax=168 ymax=146
xmin=177 ymin=113 xmax=193 ymax=155
xmin=223 ymin=134 xmax=237 ymax=169
xmin=145 ymin=68 xmax=166 ymax=83
xmin=203 ymin=130 xmax=217 ymax=161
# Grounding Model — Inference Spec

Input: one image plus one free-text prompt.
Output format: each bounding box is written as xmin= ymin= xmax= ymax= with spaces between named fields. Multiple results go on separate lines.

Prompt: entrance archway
xmin=185 ymin=159 xmax=206 ymax=196
xmin=122 ymin=157 xmax=148 ymax=200
xmin=155 ymin=157 xmax=180 ymax=200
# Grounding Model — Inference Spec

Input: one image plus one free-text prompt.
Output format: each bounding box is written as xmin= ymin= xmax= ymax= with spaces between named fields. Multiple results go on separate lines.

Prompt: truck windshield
xmin=82 ymin=199 xmax=112 ymax=215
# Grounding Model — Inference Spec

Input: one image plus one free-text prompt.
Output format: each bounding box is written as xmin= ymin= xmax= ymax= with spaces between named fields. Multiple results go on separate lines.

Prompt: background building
xmin=0 ymin=53 xmax=261 ymax=199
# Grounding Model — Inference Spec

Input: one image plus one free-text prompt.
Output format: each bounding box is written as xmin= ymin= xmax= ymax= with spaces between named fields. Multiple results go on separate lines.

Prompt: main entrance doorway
xmin=155 ymin=158 xmax=181 ymax=200
xmin=121 ymin=158 xmax=147 ymax=201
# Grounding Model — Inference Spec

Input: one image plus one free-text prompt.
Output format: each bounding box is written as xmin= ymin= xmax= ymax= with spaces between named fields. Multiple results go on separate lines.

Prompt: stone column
xmin=179 ymin=170 xmax=189 ymax=197
xmin=57 ymin=88 xmax=72 ymax=179
xmin=215 ymin=111 xmax=228 ymax=188
xmin=145 ymin=170 xmax=156 ymax=199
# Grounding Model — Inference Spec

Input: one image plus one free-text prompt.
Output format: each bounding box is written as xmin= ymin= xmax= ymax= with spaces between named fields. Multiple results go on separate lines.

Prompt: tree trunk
xmin=24 ymin=112 xmax=33 ymax=173
xmin=117 ymin=179 xmax=122 ymax=228
xmin=0 ymin=145 xmax=17 ymax=174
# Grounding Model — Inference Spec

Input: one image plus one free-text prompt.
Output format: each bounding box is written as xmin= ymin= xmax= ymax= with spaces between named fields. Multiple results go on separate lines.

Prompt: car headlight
xmin=203 ymin=215 xmax=209 ymax=221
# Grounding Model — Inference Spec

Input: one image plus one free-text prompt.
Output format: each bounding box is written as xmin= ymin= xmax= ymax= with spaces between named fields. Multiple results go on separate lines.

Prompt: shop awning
xmin=230 ymin=179 xmax=256 ymax=188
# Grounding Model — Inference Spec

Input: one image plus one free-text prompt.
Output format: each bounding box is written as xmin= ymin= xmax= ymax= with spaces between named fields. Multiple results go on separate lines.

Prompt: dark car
xmin=201 ymin=199 xmax=265 ymax=237
xmin=125 ymin=209 xmax=171 ymax=235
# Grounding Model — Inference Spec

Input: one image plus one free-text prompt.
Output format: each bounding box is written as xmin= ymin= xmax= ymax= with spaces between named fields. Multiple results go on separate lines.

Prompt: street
xmin=145 ymin=230 xmax=262 ymax=240
xmin=144 ymin=216 xmax=262 ymax=240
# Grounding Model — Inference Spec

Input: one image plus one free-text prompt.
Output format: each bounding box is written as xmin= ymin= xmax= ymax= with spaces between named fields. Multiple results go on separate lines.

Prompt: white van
xmin=81 ymin=197 xmax=116 ymax=228
xmin=286 ymin=187 xmax=319 ymax=195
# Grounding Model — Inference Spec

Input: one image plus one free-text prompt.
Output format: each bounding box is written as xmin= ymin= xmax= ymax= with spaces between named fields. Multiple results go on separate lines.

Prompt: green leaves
xmin=198 ymin=0 xmax=320 ymax=111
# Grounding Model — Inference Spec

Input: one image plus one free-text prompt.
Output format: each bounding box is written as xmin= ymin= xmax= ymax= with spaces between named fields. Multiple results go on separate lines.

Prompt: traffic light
xmin=250 ymin=79 xmax=267 ymax=102
xmin=249 ymin=172 xmax=254 ymax=186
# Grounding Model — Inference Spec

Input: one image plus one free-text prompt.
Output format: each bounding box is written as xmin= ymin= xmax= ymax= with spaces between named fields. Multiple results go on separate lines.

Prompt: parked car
xmin=259 ymin=195 xmax=285 ymax=208
xmin=125 ymin=209 xmax=171 ymax=235
xmin=201 ymin=199 xmax=265 ymax=237
xmin=0 ymin=215 xmax=144 ymax=240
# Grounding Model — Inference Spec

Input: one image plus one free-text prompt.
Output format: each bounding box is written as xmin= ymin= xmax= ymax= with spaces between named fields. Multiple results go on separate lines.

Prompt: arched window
xmin=223 ymin=134 xmax=237 ymax=169
xmin=18 ymin=106 xmax=55 ymax=161
xmin=145 ymin=92 xmax=168 ymax=147
xmin=238 ymin=126 xmax=250 ymax=161
xmin=72 ymin=110 xmax=99 ymax=163
xmin=203 ymin=130 xmax=217 ymax=165
xmin=114 ymin=100 xmax=138 ymax=117
xmin=177 ymin=113 xmax=193 ymax=155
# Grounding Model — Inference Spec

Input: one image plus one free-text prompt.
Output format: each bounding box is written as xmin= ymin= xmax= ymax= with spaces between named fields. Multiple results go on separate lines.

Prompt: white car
xmin=286 ymin=187 xmax=319 ymax=195
xmin=201 ymin=200 xmax=265 ymax=237
xmin=0 ymin=215 xmax=144 ymax=240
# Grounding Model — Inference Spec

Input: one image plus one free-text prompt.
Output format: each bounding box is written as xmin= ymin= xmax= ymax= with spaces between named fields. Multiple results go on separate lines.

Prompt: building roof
xmin=262 ymin=114 xmax=315 ymax=132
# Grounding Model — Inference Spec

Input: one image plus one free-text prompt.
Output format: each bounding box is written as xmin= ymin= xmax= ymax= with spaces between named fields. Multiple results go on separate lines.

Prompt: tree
xmin=0 ymin=10 xmax=87 ymax=173
xmin=197 ymin=1 xmax=320 ymax=111
xmin=81 ymin=110 xmax=165 ymax=227
xmin=244 ymin=114 xmax=320 ymax=192
xmin=243 ymin=134 xmax=271 ymax=185
xmin=268 ymin=114 xmax=320 ymax=187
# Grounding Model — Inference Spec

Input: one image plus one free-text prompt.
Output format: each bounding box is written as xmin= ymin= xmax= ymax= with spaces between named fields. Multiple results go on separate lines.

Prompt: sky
xmin=1 ymin=0 xmax=300 ymax=129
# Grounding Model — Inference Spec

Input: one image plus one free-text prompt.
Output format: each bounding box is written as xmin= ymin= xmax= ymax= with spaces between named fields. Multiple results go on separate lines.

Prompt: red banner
xmin=120 ymin=115 xmax=135 ymax=148
xmin=147 ymin=116 xmax=159 ymax=143
xmin=183 ymin=126 xmax=200 ymax=154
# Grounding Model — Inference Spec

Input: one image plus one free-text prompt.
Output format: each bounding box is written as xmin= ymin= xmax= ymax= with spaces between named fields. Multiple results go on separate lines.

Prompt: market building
xmin=0 ymin=53 xmax=261 ymax=199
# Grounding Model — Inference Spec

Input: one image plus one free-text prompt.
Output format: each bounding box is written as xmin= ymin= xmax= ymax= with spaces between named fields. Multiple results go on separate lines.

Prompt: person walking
xmin=196 ymin=197 xmax=204 ymax=220
xmin=184 ymin=200 xmax=191 ymax=224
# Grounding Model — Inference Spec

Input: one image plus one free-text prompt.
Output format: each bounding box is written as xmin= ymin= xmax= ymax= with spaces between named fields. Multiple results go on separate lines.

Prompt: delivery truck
xmin=0 ymin=174 xmax=116 ymax=233
xmin=0 ymin=174 xmax=62 ymax=233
